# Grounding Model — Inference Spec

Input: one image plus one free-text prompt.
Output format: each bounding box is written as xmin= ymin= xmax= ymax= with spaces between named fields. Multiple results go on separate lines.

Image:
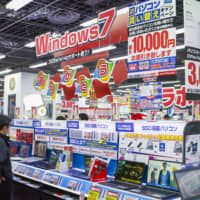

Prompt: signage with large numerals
xmin=185 ymin=60 xmax=200 ymax=94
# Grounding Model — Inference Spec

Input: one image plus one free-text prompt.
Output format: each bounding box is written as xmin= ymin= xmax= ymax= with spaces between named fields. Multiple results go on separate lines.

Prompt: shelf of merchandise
xmin=12 ymin=161 xmax=181 ymax=200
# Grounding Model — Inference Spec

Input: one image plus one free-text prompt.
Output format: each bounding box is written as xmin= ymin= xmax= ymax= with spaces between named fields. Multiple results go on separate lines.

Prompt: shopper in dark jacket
xmin=0 ymin=115 xmax=12 ymax=200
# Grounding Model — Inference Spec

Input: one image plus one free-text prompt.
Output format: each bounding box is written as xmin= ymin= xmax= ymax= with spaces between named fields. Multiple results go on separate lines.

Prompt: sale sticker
xmin=185 ymin=60 xmax=200 ymax=94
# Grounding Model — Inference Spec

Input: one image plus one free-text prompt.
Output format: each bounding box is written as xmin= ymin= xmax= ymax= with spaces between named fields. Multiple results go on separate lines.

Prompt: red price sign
xmin=186 ymin=60 xmax=200 ymax=94
xmin=128 ymin=28 xmax=176 ymax=63
xmin=130 ymin=30 xmax=175 ymax=54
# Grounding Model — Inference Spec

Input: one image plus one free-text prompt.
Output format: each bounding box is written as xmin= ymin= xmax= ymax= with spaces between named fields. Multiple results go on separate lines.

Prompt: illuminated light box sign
xmin=118 ymin=121 xmax=186 ymax=163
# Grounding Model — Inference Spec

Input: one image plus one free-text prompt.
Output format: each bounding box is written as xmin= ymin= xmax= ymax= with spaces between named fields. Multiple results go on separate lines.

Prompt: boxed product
xmin=56 ymin=145 xmax=72 ymax=172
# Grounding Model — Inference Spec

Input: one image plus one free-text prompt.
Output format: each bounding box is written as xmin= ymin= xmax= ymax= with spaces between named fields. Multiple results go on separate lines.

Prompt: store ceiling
xmin=0 ymin=0 xmax=184 ymax=95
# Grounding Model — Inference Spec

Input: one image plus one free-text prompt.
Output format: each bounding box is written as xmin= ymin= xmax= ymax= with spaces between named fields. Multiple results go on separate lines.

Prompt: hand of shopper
xmin=0 ymin=177 xmax=6 ymax=184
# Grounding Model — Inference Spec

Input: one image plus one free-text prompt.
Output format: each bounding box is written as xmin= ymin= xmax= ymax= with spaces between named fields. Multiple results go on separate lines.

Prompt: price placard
xmin=186 ymin=60 xmax=200 ymax=94
xmin=87 ymin=186 xmax=101 ymax=200
xmin=128 ymin=28 xmax=176 ymax=77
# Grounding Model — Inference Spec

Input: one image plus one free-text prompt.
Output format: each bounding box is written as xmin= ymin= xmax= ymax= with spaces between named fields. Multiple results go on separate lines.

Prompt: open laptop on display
xmin=130 ymin=159 xmax=182 ymax=199
xmin=71 ymin=155 xmax=93 ymax=180
xmin=175 ymin=167 xmax=200 ymax=200
xmin=25 ymin=150 xmax=60 ymax=170
xmin=100 ymin=160 xmax=146 ymax=190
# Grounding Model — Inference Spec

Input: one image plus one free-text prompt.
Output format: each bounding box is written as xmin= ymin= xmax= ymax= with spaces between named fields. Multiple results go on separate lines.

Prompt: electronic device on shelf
xmin=130 ymin=159 xmax=182 ymax=200
xmin=175 ymin=167 xmax=200 ymax=200
xmin=9 ymin=142 xmax=19 ymax=156
xmin=71 ymin=155 xmax=93 ymax=180
xmin=100 ymin=160 xmax=146 ymax=190
xmin=19 ymin=144 xmax=31 ymax=157
xmin=26 ymin=150 xmax=61 ymax=170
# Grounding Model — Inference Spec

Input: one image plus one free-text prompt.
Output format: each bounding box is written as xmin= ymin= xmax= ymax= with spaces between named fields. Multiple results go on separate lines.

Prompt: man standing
xmin=0 ymin=115 xmax=12 ymax=200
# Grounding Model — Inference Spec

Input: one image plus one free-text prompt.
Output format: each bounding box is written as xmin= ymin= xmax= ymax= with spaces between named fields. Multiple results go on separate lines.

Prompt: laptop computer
xmin=131 ymin=159 xmax=182 ymax=199
xmin=175 ymin=167 xmax=200 ymax=200
xmin=71 ymin=155 xmax=93 ymax=180
xmin=100 ymin=160 xmax=146 ymax=190
xmin=26 ymin=150 xmax=60 ymax=170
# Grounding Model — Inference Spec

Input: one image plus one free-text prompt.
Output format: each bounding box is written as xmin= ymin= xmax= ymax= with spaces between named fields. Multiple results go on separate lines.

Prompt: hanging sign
xmin=33 ymin=72 xmax=49 ymax=91
xmin=94 ymin=59 xmax=115 ymax=83
xmin=47 ymin=81 xmax=59 ymax=99
xmin=128 ymin=0 xmax=176 ymax=78
xmin=61 ymin=66 xmax=76 ymax=87
xmin=184 ymin=0 xmax=200 ymax=97
xmin=35 ymin=8 xmax=117 ymax=57
xmin=76 ymin=75 xmax=92 ymax=98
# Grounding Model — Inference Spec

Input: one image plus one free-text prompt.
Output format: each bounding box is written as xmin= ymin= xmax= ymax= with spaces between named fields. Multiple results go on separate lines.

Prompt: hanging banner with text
xmin=184 ymin=0 xmax=200 ymax=98
xmin=128 ymin=0 xmax=176 ymax=78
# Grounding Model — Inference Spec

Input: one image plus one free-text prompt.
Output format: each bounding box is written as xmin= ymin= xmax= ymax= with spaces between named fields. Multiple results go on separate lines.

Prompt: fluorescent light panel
xmin=29 ymin=62 xmax=47 ymax=69
xmin=25 ymin=41 xmax=35 ymax=48
xmin=6 ymin=0 xmax=33 ymax=11
xmin=119 ymin=84 xmax=137 ymax=88
xmin=117 ymin=7 xmax=129 ymax=15
xmin=0 ymin=54 xmax=6 ymax=60
xmin=57 ymin=69 xmax=64 ymax=72
xmin=0 ymin=69 xmax=12 ymax=75
xmin=176 ymin=67 xmax=185 ymax=70
xmin=176 ymin=28 xmax=184 ymax=35
xmin=57 ymin=65 xmax=84 ymax=72
xmin=72 ymin=65 xmax=84 ymax=70
xmin=110 ymin=56 xmax=128 ymax=61
xmin=163 ymin=80 xmax=180 ymax=84
xmin=176 ymin=45 xmax=185 ymax=50
xmin=92 ymin=45 xmax=116 ymax=54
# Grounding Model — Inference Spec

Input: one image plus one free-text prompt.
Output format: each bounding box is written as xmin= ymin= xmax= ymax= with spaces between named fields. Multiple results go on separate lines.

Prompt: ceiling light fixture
xmin=117 ymin=90 xmax=130 ymax=93
xmin=6 ymin=0 xmax=33 ymax=11
xmin=29 ymin=62 xmax=47 ymax=69
xmin=110 ymin=56 xmax=128 ymax=61
xmin=0 ymin=69 xmax=12 ymax=75
xmin=176 ymin=45 xmax=185 ymax=50
xmin=80 ymin=18 xmax=98 ymax=27
xmin=92 ymin=45 xmax=116 ymax=54
xmin=117 ymin=7 xmax=129 ymax=15
xmin=176 ymin=67 xmax=185 ymax=70
xmin=162 ymin=80 xmax=180 ymax=85
xmin=0 ymin=54 xmax=6 ymax=60
xmin=57 ymin=68 xmax=64 ymax=72
xmin=24 ymin=41 xmax=35 ymax=48
xmin=119 ymin=84 xmax=137 ymax=88
xmin=71 ymin=65 xmax=84 ymax=70
xmin=176 ymin=28 xmax=184 ymax=35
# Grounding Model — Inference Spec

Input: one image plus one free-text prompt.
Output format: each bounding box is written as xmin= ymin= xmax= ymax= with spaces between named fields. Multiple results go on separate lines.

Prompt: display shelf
xmin=12 ymin=161 xmax=91 ymax=196
xmin=93 ymin=183 xmax=165 ymax=200
xmin=12 ymin=161 xmax=181 ymax=200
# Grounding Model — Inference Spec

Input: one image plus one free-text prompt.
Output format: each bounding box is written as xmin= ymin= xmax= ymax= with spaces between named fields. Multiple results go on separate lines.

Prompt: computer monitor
xmin=115 ymin=160 xmax=145 ymax=184
xmin=19 ymin=144 xmax=30 ymax=157
xmin=175 ymin=167 xmax=200 ymax=200
xmin=9 ymin=142 xmax=18 ymax=156
xmin=147 ymin=160 xmax=182 ymax=191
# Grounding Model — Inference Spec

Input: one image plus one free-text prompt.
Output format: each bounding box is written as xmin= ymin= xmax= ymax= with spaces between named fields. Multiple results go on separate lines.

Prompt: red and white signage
xmin=50 ymin=136 xmax=67 ymax=143
xmin=128 ymin=28 xmax=176 ymax=77
xmin=35 ymin=8 xmax=117 ymax=57
xmin=35 ymin=135 xmax=49 ymax=142
xmin=185 ymin=60 xmax=200 ymax=94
